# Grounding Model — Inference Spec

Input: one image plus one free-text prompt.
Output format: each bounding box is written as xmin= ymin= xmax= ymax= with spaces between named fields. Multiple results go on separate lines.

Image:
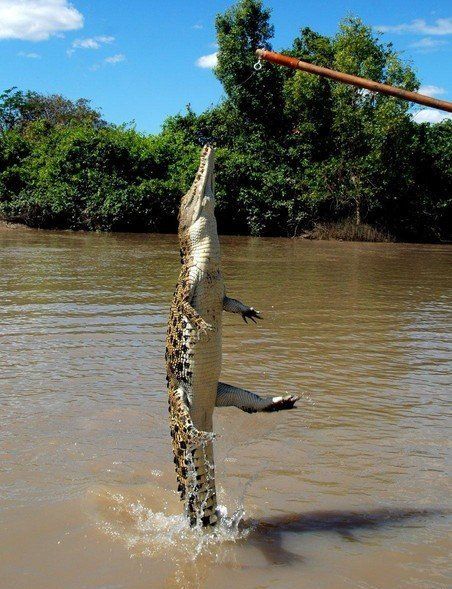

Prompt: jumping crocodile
xmin=165 ymin=145 xmax=298 ymax=528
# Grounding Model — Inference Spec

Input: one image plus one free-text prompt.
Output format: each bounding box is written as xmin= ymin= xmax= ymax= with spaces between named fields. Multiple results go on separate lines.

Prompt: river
xmin=0 ymin=227 xmax=450 ymax=589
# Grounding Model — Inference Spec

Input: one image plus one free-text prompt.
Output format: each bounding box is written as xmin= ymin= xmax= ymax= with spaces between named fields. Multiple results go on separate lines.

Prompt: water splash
xmin=90 ymin=487 xmax=250 ymax=561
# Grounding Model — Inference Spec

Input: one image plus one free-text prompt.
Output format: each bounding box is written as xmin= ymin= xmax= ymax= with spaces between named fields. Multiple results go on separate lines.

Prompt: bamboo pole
xmin=255 ymin=49 xmax=452 ymax=113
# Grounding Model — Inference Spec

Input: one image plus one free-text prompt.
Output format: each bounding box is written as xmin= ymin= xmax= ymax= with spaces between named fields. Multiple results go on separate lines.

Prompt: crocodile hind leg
xmin=216 ymin=382 xmax=299 ymax=413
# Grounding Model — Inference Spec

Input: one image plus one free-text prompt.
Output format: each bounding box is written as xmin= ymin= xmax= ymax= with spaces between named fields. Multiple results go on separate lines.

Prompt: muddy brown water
xmin=0 ymin=227 xmax=450 ymax=589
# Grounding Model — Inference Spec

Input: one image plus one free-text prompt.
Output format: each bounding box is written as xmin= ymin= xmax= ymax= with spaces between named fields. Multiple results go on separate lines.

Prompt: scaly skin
xmin=165 ymin=146 xmax=299 ymax=528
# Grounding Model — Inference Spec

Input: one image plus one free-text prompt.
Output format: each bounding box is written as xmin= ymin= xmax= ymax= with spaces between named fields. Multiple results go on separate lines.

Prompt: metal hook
xmin=253 ymin=59 xmax=263 ymax=71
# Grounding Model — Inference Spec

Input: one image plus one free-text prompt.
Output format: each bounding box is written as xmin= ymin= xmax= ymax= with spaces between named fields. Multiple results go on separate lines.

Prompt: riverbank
xmin=303 ymin=220 xmax=394 ymax=242
xmin=0 ymin=219 xmax=35 ymax=231
xmin=0 ymin=218 xmax=431 ymax=244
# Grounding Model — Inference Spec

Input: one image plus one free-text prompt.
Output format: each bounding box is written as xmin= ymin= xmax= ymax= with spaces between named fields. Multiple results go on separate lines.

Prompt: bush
xmin=1 ymin=2 xmax=451 ymax=242
xmin=305 ymin=219 xmax=393 ymax=242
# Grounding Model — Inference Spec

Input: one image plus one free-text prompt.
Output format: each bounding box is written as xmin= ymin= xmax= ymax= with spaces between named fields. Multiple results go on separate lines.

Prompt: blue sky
xmin=1 ymin=0 xmax=451 ymax=132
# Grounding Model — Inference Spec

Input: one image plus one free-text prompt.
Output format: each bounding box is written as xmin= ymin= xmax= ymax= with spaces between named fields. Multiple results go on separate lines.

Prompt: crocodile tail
xmin=185 ymin=440 xmax=218 ymax=528
xmin=168 ymin=383 xmax=218 ymax=528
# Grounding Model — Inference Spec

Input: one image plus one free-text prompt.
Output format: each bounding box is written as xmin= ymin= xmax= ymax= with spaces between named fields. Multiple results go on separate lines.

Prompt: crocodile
xmin=165 ymin=145 xmax=298 ymax=528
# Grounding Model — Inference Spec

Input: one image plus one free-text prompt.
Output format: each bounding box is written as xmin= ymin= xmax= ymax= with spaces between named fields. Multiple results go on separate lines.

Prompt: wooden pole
xmin=256 ymin=49 xmax=452 ymax=113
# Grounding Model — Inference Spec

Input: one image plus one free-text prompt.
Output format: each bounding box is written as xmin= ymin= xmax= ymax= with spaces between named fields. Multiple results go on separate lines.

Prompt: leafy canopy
xmin=0 ymin=1 xmax=450 ymax=241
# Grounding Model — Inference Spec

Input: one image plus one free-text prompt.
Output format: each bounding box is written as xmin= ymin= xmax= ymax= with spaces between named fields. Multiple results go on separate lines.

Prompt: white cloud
xmin=0 ymin=0 xmax=83 ymax=41
xmin=105 ymin=53 xmax=125 ymax=64
xmin=68 ymin=34 xmax=114 ymax=55
xmin=376 ymin=18 xmax=452 ymax=35
xmin=94 ymin=35 xmax=113 ymax=44
xmin=408 ymin=37 xmax=448 ymax=52
xmin=89 ymin=52 xmax=125 ymax=71
xmin=412 ymin=109 xmax=452 ymax=123
xmin=192 ymin=23 xmax=203 ymax=30
xmin=418 ymin=85 xmax=446 ymax=98
xmin=73 ymin=36 xmax=112 ymax=49
xmin=74 ymin=38 xmax=97 ymax=49
xmin=196 ymin=52 xmax=218 ymax=69
xmin=18 ymin=50 xmax=41 ymax=58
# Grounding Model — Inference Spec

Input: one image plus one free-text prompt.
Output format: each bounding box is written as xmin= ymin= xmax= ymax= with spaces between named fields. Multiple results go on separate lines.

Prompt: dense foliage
xmin=1 ymin=1 xmax=451 ymax=241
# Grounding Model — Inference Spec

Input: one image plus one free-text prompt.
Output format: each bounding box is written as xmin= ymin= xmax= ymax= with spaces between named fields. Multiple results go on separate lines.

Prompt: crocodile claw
xmin=198 ymin=320 xmax=214 ymax=339
xmin=242 ymin=307 xmax=262 ymax=324
xmin=187 ymin=429 xmax=216 ymax=451
xmin=263 ymin=395 xmax=299 ymax=412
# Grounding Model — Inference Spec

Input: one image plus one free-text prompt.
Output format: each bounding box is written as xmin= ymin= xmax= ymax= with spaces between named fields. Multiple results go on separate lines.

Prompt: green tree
xmin=1 ymin=3 xmax=450 ymax=242
xmin=406 ymin=120 xmax=452 ymax=240
xmin=0 ymin=88 xmax=105 ymax=133
xmin=284 ymin=17 xmax=420 ymax=233
xmin=284 ymin=28 xmax=335 ymax=161
xmin=215 ymin=0 xmax=286 ymax=137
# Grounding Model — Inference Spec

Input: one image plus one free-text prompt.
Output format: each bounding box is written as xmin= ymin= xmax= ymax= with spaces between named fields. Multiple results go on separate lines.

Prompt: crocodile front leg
xmin=181 ymin=269 xmax=213 ymax=335
xmin=223 ymin=296 xmax=261 ymax=323
xmin=216 ymin=382 xmax=299 ymax=413
xmin=181 ymin=301 xmax=212 ymax=334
